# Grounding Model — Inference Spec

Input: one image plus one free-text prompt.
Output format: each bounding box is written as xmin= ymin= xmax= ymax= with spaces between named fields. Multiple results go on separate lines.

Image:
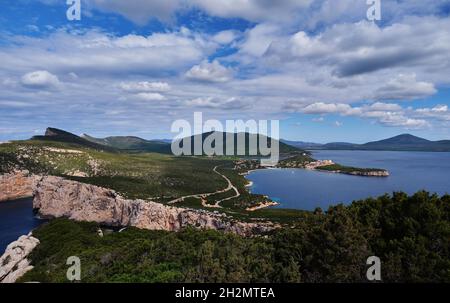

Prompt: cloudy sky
xmin=1 ymin=0 xmax=450 ymax=143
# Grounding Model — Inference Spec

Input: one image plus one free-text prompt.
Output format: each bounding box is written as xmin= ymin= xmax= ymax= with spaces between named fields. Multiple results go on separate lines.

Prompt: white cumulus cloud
xmin=185 ymin=60 xmax=233 ymax=83
xmin=21 ymin=70 xmax=60 ymax=89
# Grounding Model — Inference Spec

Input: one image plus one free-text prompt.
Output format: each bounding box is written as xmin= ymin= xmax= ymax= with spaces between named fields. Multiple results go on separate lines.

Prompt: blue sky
xmin=1 ymin=0 xmax=450 ymax=143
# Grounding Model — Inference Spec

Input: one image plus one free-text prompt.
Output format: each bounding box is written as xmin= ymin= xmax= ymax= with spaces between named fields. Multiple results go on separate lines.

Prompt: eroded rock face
xmin=0 ymin=233 xmax=40 ymax=283
xmin=0 ymin=171 xmax=274 ymax=237
xmin=32 ymin=175 xmax=274 ymax=236
xmin=0 ymin=171 xmax=37 ymax=202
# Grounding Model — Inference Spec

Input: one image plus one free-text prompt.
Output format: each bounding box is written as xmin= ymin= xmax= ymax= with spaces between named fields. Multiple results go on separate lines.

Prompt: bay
xmin=246 ymin=150 xmax=450 ymax=210
xmin=0 ymin=198 xmax=44 ymax=254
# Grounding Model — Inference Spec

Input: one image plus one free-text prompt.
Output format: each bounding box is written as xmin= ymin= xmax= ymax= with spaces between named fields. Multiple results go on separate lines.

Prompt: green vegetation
xmin=20 ymin=191 xmax=450 ymax=283
xmin=0 ymin=128 xmax=301 ymax=212
xmin=2 ymin=128 xmax=449 ymax=282
xmin=0 ymin=140 xmax=228 ymax=200
xmin=0 ymin=128 xmax=298 ymax=219
xmin=0 ymin=133 xmax=288 ymax=220
xmin=179 ymin=131 xmax=304 ymax=156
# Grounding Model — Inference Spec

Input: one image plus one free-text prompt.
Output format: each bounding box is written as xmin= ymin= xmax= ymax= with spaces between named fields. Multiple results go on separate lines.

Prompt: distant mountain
xmin=280 ymin=139 xmax=323 ymax=149
xmin=357 ymin=134 xmax=450 ymax=151
xmin=320 ymin=142 xmax=358 ymax=150
xmin=283 ymin=134 xmax=450 ymax=152
xmin=82 ymin=134 xmax=172 ymax=154
xmin=360 ymin=134 xmax=430 ymax=150
xmin=32 ymin=128 xmax=115 ymax=151
xmin=177 ymin=132 xmax=305 ymax=156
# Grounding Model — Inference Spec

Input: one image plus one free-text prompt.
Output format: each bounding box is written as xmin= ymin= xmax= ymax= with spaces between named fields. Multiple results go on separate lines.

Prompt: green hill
xmin=82 ymin=134 xmax=172 ymax=154
xmin=175 ymin=131 xmax=305 ymax=156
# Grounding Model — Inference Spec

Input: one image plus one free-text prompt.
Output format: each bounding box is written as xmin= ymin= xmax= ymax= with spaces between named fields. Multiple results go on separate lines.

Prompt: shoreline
xmin=315 ymin=168 xmax=390 ymax=177
xmin=246 ymin=201 xmax=280 ymax=212
xmin=240 ymin=156 xmax=390 ymax=211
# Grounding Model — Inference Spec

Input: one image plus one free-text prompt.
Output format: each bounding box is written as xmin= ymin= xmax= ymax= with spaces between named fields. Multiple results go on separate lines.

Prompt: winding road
xmin=167 ymin=165 xmax=240 ymax=208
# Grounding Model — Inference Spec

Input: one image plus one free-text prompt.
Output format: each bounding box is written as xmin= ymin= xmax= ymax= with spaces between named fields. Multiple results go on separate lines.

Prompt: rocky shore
xmin=0 ymin=233 xmax=40 ymax=283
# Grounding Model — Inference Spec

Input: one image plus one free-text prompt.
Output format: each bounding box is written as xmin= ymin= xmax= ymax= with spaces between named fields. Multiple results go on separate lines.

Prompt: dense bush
xmin=21 ymin=191 xmax=449 ymax=283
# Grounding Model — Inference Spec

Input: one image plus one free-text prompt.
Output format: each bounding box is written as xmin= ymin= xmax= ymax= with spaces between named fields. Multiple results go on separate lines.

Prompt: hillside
xmin=0 ymin=130 xmax=278 ymax=217
xmin=177 ymin=132 xmax=305 ymax=156
xmin=31 ymin=128 xmax=116 ymax=151
xmin=82 ymin=134 xmax=172 ymax=154
xmin=0 ymin=136 xmax=230 ymax=202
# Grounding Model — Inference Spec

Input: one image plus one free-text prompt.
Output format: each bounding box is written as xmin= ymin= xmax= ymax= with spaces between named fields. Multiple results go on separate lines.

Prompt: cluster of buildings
xmin=304 ymin=160 xmax=334 ymax=170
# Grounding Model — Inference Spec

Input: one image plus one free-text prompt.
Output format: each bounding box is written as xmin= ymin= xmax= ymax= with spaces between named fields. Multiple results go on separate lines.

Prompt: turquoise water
xmin=0 ymin=198 xmax=44 ymax=254
xmin=246 ymin=150 xmax=450 ymax=211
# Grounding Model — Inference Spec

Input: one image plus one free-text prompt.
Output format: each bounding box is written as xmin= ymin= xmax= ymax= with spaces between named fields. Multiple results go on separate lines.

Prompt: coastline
xmin=241 ymin=154 xmax=390 ymax=211
xmin=246 ymin=201 xmax=280 ymax=212
xmin=315 ymin=168 xmax=390 ymax=177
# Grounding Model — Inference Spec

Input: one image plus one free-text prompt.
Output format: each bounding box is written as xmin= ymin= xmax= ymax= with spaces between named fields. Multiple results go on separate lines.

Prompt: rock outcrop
xmin=32 ymin=175 xmax=274 ymax=236
xmin=0 ymin=170 xmax=37 ymax=202
xmin=0 ymin=233 xmax=40 ymax=283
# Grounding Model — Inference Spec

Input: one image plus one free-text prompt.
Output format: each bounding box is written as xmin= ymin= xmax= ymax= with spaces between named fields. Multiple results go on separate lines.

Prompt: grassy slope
xmin=82 ymin=134 xmax=173 ymax=154
xmin=0 ymin=140 xmax=226 ymax=200
xmin=178 ymin=131 xmax=304 ymax=156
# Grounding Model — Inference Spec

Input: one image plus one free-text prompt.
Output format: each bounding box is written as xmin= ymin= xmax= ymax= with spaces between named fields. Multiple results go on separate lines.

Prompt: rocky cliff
xmin=0 ymin=233 xmax=40 ymax=283
xmin=0 ymin=171 xmax=274 ymax=237
xmin=0 ymin=170 xmax=38 ymax=202
xmin=33 ymin=175 xmax=274 ymax=236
